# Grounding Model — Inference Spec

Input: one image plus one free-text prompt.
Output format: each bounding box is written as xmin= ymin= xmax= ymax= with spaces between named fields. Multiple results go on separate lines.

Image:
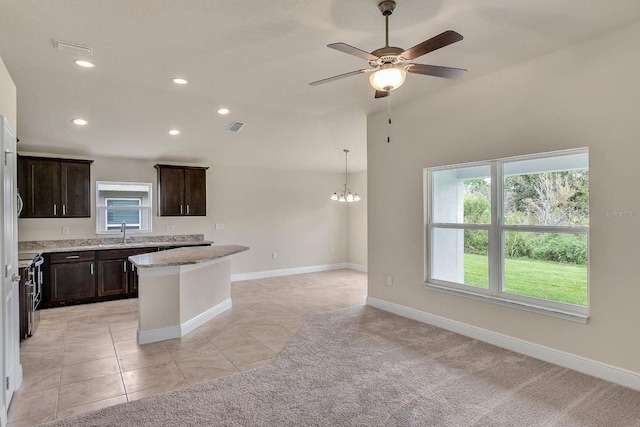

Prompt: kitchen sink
xmin=97 ymin=242 xmax=140 ymax=248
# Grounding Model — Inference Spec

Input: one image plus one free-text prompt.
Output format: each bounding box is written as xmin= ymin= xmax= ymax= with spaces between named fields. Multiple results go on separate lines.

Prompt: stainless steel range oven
xmin=19 ymin=252 xmax=43 ymax=338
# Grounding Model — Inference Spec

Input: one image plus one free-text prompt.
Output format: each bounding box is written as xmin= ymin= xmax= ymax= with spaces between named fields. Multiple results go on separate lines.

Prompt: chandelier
xmin=331 ymin=149 xmax=361 ymax=203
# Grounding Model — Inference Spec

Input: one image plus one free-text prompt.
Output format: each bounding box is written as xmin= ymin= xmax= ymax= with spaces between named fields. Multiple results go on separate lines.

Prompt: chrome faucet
xmin=121 ymin=222 xmax=127 ymax=244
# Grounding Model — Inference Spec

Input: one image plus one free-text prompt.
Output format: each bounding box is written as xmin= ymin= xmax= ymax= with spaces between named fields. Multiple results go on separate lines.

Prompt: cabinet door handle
xmin=180 ymin=205 xmax=183 ymax=215
xmin=65 ymin=255 xmax=80 ymax=259
xmin=90 ymin=263 xmax=94 ymax=275
xmin=186 ymin=204 xmax=190 ymax=215
xmin=123 ymin=261 xmax=127 ymax=273
xmin=53 ymin=204 xmax=57 ymax=216
xmin=62 ymin=204 xmax=66 ymax=216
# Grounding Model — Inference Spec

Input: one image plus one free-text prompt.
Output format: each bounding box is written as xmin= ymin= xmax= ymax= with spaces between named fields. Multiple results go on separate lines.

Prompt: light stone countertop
xmin=18 ymin=235 xmax=212 ymax=255
xmin=18 ymin=260 xmax=35 ymax=269
xmin=129 ymin=245 xmax=249 ymax=269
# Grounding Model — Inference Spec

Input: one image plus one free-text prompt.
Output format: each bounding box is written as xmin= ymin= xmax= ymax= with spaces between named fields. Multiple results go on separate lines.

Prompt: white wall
xmin=348 ymin=171 xmax=367 ymax=268
xmin=0 ymin=56 xmax=16 ymax=130
xmin=367 ymin=21 xmax=640 ymax=373
xmin=17 ymin=154 xmax=349 ymax=275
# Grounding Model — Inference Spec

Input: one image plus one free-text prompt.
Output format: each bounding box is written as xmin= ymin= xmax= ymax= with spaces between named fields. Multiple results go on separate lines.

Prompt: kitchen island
xmin=129 ymin=245 xmax=249 ymax=344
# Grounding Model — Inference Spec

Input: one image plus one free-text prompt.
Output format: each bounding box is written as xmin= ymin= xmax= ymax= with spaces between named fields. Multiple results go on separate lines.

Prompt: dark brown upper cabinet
xmin=155 ymin=164 xmax=208 ymax=216
xmin=18 ymin=155 xmax=93 ymax=218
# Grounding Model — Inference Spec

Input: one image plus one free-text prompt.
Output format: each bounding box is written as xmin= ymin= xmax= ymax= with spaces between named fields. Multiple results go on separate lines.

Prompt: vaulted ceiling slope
xmin=1 ymin=1 xmax=640 ymax=172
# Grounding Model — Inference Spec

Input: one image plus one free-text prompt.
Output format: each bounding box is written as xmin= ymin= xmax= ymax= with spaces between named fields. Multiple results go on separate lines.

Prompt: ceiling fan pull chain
xmin=387 ymin=92 xmax=392 ymax=143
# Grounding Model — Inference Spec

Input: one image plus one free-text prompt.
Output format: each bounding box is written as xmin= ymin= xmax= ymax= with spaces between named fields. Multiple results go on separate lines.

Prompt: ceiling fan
xmin=309 ymin=0 xmax=467 ymax=98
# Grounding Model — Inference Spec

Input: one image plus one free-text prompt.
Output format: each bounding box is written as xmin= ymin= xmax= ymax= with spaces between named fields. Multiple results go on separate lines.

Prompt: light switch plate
xmin=215 ymin=223 xmax=224 ymax=230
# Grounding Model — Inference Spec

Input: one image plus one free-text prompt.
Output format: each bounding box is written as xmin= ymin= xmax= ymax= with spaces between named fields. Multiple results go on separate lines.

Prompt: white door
xmin=1 ymin=116 xmax=20 ymax=412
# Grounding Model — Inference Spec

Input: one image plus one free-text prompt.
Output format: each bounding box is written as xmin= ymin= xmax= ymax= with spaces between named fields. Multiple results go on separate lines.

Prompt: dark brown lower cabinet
xmin=97 ymin=259 xmax=128 ymax=297
xmin=128 ymin=262 xmax=139 ymax=294
xmin=97 ymin=247 xmax=158 ymax=298
xmin=50 ymin=261 xmax=96 ymax=303
xmin=42 ymin=244 xmax=205 ymax=308
xmin=19 ymin=267 xmax=29 ymax=340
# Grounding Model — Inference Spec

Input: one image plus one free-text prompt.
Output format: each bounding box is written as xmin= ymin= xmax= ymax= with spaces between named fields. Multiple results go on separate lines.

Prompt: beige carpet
xmin=43 ymin=306 xmax=640 ymax=426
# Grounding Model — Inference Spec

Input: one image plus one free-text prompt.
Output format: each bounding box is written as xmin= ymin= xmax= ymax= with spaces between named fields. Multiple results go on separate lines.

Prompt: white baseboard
xmin=231 ymin=263 xmax=353 ymax=281
xmin=366 ymin=296 xmax=640 ymax=391
xmin=347 ymin=263 xmax=368 ymax=272
xmin=138 ymin=298 xmax=232 ymax=345
xmin=181 ymin=298 xmax=232 ymax=336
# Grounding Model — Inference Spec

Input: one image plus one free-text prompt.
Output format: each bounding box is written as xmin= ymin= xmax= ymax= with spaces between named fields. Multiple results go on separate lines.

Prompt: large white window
xmin=96 ymin=181 xmax=152 ymax=234
xmin=425 ymin=149 xmax=589 ymax=321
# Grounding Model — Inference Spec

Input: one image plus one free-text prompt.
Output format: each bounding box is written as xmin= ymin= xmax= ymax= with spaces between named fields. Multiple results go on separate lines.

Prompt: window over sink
xmin=96 ymin=181 xmax=152 ymax=234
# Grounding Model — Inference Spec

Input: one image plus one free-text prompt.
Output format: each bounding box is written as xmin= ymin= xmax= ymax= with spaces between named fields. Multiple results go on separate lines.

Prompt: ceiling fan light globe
xmin=369 ymin=68 xmax=406 ymax=92
xmin=338 ymin=195 xmax=346 ymax=202
xmin=331 ymin=193 xmax=338 ymax=201
xmin=354 ymin=194 xmax=361 ymax=201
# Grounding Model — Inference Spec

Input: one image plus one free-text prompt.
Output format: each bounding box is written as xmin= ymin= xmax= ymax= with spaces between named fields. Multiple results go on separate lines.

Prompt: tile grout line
xmin=109 ymin=324 xmax=129 ymax=402
xmin=162 ymin=341 xmax=192 ymax=391
xmin=52 ymin=310 xmax=70 ymax=420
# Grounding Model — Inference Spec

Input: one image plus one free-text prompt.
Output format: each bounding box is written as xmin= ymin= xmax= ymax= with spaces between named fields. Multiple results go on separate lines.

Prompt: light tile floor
xmin=8 ymin=269 xmax=367 ymax=426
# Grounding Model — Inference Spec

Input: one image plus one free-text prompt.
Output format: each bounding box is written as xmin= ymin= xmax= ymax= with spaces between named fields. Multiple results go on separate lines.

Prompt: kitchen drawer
xmin=50 ymin=251 xmax=95 ymax=264
xmin=97 ymin=247 xmax=158 ymax=261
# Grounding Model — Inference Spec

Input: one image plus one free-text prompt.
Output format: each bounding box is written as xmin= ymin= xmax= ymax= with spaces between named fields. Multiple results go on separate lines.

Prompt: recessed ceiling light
xmin=72 ymin=118 xmax=88 ymax=126
xmin=172 ymin=78 xmax=188 ymax=85
xmin=217 ymin=108 xmax=230 ymax=115
xmin=168 ymin=129 xmax=180 ymax=136
xmin=74 ymin=60 xmax=95 ymax=68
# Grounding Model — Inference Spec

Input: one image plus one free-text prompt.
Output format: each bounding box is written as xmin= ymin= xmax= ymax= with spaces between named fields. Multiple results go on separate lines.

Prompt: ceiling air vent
xmin=227 ymin=121 xmax=246 ymax=133
xmin=53 ymin=39 xmax=93 ymax=56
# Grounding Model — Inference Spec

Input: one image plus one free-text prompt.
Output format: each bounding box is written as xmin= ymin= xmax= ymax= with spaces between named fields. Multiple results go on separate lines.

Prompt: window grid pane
xmin=432 ymin=165 xmax=491 ymax=225
xmin=431 ymin=227 xmax=489 ymax=289
xmin=501 ymin=231 xmax=587 ymax=306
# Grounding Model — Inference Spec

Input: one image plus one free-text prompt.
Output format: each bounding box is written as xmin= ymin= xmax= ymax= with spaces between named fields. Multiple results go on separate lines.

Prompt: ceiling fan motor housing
xmin=370 ymin=46 xmax=405 ymax=67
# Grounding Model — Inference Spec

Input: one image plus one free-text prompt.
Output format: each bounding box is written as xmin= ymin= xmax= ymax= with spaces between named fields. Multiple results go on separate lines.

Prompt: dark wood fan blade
xmin=407 ymin=63 xmax=467 ymax=79
xmin=375 ymin=90 xmax=389 ymax=99
xmin=401 ymin=30 xmax=463 ymax=61
xmin=328 ymin=43 xmax=379 ymax=61
xmin=309 ymin=69 xmax=374 ymax=86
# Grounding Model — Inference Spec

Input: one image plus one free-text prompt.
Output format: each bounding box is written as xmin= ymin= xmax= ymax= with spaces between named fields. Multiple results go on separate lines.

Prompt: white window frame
xmin=104 ymin=197 xmax=142 ymax=230
xmin=96 ymin=181 xmax=152 ymax=235
xmin=424 ymin=148 xmax=589 ymax=322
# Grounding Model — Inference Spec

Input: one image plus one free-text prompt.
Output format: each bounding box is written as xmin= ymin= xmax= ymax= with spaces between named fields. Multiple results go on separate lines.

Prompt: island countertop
xmin=129 ymin=245 xmax=249 ymax=268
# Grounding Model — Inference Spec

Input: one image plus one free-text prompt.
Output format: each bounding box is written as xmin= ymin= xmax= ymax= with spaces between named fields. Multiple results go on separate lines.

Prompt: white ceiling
xmin=1 ymin=0 xmax=640 ymax=173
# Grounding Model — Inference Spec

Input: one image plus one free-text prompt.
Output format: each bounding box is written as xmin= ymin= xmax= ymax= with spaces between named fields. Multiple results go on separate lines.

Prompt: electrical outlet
xmin=272 ymin=252 xmax=277 ymax=259
xmin=387 ymin=276 xmax=393 ymax=287
xmin=166 ymin=224 xmax=174 ymax=232
xmin=215 ymin=223 xmax=224 ymax=230
xmin=62 ymin=226 xmax=69 ymax=235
